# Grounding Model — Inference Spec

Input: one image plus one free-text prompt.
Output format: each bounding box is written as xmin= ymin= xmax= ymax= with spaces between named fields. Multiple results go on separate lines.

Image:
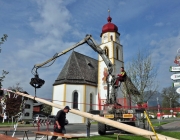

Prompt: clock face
xmin=104 ymin=35 xmax=107 ymax=39
xmin=103 ymin=34 xmax=108 ymax=43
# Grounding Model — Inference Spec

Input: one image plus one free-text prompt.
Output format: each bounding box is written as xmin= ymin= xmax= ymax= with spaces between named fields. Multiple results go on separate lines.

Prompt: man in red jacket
xmin=115 ymin=67 xmax=126 ymax=88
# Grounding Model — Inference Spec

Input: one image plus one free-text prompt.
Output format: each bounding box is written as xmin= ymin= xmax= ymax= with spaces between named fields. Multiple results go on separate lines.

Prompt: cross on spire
xmin=108 ymin=9 xmax=110 ymax=16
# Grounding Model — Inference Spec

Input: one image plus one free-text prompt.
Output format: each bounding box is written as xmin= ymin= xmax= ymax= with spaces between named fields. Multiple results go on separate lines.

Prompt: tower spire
xmin=108 ymin=9 xmax=110 ymax=16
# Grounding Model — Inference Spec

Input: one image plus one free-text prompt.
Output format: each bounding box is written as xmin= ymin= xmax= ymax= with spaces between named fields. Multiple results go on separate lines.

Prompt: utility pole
xmin=170 ymin=98 xmax=172 ymax=117
xmin=157 ymin=97 xmax=159 ymax=113
xmin=157 ymin=97 xmax=161 ymax=124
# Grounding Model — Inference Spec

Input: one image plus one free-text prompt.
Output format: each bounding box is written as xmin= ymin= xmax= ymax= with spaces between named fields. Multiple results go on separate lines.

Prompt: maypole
xmin=4 ymin=90 xmax=177 ymax=140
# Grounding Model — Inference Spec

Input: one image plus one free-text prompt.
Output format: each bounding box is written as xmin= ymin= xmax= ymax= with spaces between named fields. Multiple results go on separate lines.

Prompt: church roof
xmin=53 ymin=51 xmax=98 ymax=86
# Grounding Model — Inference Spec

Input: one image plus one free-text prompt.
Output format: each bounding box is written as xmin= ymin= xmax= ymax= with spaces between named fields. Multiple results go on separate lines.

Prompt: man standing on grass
xmin=50 ymin=106 xmax=71 ymax=140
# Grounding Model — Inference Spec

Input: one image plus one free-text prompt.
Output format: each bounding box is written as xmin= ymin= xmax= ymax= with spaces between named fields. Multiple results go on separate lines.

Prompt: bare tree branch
xmin=126 ymin=49 xmax=158 ymax=103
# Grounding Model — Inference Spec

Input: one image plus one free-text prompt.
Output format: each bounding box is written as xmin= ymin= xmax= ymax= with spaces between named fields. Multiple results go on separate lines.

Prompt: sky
xmin=0 ymin=0 xmax=180 ymax=100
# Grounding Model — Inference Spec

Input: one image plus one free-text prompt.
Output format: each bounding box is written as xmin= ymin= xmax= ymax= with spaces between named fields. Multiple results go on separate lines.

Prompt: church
xmin=52 ymin=15 xmax=129 ymax=123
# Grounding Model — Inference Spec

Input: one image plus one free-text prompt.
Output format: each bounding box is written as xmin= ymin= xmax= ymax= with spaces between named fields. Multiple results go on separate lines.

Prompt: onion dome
xmin=100 ymin=16 xmax=120 ymax=37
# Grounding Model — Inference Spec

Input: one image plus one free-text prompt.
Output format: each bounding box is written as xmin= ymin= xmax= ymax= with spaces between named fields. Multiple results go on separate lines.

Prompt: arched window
xmin=116 ymin=47 xmax=119 ymax=60
xmin=90 ymin=93 xmax=93 ymax=110
xmin=25 ymin=112 xmax=30 ymax=116
xmin=73 ymin=91 xmax=78 ymax=109
xmin=104 ymin=47 xmax=109 ymax=57
xmin=110 ymin=35 xmax=113 ymax=41
xmin=25 ymin=104 xmax=31 ymax=109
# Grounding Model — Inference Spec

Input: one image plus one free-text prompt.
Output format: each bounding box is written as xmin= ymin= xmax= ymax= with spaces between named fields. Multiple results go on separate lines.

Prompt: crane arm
xmin=32 ymin=34 xmax=113 ymax=75
xmin=30 ymin=34 xmax=114 ymax=89
xmin=34 ymin=37 xmax=87 ymax=69
xmin=86 ymin=35 xmax=113 ymax=74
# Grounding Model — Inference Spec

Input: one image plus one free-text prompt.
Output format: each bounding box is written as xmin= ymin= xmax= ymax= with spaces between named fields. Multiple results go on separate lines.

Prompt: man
xmin=115 ymin=67 xmax=126 ymax=88
xmin=50 ymin=106 xmax=71 ymax=140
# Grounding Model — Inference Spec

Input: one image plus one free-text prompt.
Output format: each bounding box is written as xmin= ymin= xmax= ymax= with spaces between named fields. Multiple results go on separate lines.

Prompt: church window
xmin=86 ymin=59 xmax=94 ymax=69
xmin=104 ymin=47 xmax=109 ymax=57
xmin=116 ymin=47 xmax=119 ymax=60
xmin=90 ymin=93 xmax=93 ymax=110
xmin=88 ymin=62 xmax=94 ymax=68
xmin=110 ymin=35 xmax=113 ymax=41
xmin=73 ymin=91 xmax=78 ymax=109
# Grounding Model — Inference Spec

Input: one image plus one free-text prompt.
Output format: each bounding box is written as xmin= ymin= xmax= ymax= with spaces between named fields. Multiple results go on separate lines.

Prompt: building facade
xmin=52 ymin=16 xmax=128 ymax=123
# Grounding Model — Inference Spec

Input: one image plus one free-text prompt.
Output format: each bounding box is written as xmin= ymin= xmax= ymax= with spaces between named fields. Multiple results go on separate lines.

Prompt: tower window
xmin=90 ymin=93 xmax=93 ymax=110
xmin=116 ymin=47 xmax=119 ymax=60
xmin=104 ymin=47 xmax=109 ymax=57
xmin=110 ymin=35 xmax=113 ymax=41
xmin=73 ymin=91 xmax=78 ymax=109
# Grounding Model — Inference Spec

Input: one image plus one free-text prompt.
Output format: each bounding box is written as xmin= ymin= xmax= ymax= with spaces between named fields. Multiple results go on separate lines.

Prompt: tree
xmin=1 ymin=83 xmax=25 ymax=119
xmin=8 ymin=83 xmax=23 ymax=92
xmin=0 ymin=70 xmax=9 ymax=88
xmin=41 ymin=104 xmax=52 ymax=115
xmin=0 ymin=34 xmax=9 ymax=88
xmin=6 ymin=92 xmax=23 ymax=118
xmin=161 ymin=86 xmax=180 ymax=108
xmin=0 ymin=34 xmax=8 ymax=53
xmin=126 ymin=49 xmax=158 ymax=103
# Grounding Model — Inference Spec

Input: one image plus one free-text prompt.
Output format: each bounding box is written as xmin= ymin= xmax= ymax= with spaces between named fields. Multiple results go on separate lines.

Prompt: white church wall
xmin=65 ymin=84 xmax=84 ymax=123
xmin=119 ymin=45 xmax=123 ymax=62
xmin=98 ymin=61 xmax=108 ymax=100
xmin=85 ymin=86 xmax=98 ymax=111
xmin=99 ymin=42 xmax=114 ymax=62
xmin=52 ymin=84 xmax=65 ymax=115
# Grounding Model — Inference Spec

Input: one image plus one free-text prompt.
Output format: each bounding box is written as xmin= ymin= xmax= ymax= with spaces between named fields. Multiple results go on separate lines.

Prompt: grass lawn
xmin=152 ymin=122 xmax=168 ymax=127
xmin=75 ymin=131 xmax=180 ymax=140
xmin=78 ymin=135 xmax=147 ymax=140
xmin=156 ymin=131 xmax=180 ymax=139
xmin=0 ymin=122 xmax=32 ymax=127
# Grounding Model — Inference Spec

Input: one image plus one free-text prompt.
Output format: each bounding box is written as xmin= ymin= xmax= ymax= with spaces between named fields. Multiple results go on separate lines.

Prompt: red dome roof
xmin=100 ymin=16 xmax=120 ymax=37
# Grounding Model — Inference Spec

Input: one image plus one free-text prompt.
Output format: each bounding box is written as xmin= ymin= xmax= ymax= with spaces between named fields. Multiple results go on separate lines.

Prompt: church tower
xmin=98 ymin=14 xmax=124 ymax=109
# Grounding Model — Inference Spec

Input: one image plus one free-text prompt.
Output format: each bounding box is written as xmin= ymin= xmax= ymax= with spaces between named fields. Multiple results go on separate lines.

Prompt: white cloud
xmin=154 ymin=22 xmax=164 ymax=27
xmin=30 ymin=0 xmax=72 ymax=38
xmin=1 ymin=0 xmax=180 ymax=99
xmin=118 ymin=1 xmax=126 ymax=6
xmin=150 ymin=34 xmax=180 ymax=90
xmin=150 ymin=40 xmax=157 ymax=46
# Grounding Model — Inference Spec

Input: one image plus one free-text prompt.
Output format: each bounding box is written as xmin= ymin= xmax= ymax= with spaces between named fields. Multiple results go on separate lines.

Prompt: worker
xmin=50 ymin=106 xmax=71 ymax=140
xmin=115 ymin=67 xmax=126 ymax=88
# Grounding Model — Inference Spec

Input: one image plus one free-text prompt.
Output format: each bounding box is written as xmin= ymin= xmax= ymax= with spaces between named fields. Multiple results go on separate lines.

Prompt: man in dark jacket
xmin=50 ymin=106 xmax=71 ymax=140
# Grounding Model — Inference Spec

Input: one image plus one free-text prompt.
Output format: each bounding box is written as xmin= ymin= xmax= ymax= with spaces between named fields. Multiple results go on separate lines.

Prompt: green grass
xmin=75 ymin=131 xmax=180 ymax=140
xmin=156 ymin=131 xmax=180 ymax=139
xmin=0 ymin=122 xmax=32 ymax=127
xmin=79 ymin=135 xmax=147 ymax=140
xmin=152 ymin=122 xmax=168 ymax=127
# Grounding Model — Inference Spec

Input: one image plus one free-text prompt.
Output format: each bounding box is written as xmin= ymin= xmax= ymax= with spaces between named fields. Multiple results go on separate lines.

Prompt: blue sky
xmin=0 ymin=0 xmax=180 ymax=99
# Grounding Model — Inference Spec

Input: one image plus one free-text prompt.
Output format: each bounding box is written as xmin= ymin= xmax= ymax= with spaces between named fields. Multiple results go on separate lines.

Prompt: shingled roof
xmin=53 ymin=51 xmax=98 ymax=86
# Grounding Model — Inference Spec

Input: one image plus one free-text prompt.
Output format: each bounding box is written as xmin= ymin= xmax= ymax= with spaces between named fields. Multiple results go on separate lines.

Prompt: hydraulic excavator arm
xmin=30 ymin=34 xmax=114 ymax=89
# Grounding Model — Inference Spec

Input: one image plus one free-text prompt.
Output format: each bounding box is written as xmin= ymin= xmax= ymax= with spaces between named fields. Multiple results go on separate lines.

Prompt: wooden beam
xmin=15 ymin=91 xmax=178 ymax=140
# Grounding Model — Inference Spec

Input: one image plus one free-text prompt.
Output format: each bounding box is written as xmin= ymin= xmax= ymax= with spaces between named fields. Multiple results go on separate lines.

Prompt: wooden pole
xmin=15 ymin=91 xmax=177 ymax=140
